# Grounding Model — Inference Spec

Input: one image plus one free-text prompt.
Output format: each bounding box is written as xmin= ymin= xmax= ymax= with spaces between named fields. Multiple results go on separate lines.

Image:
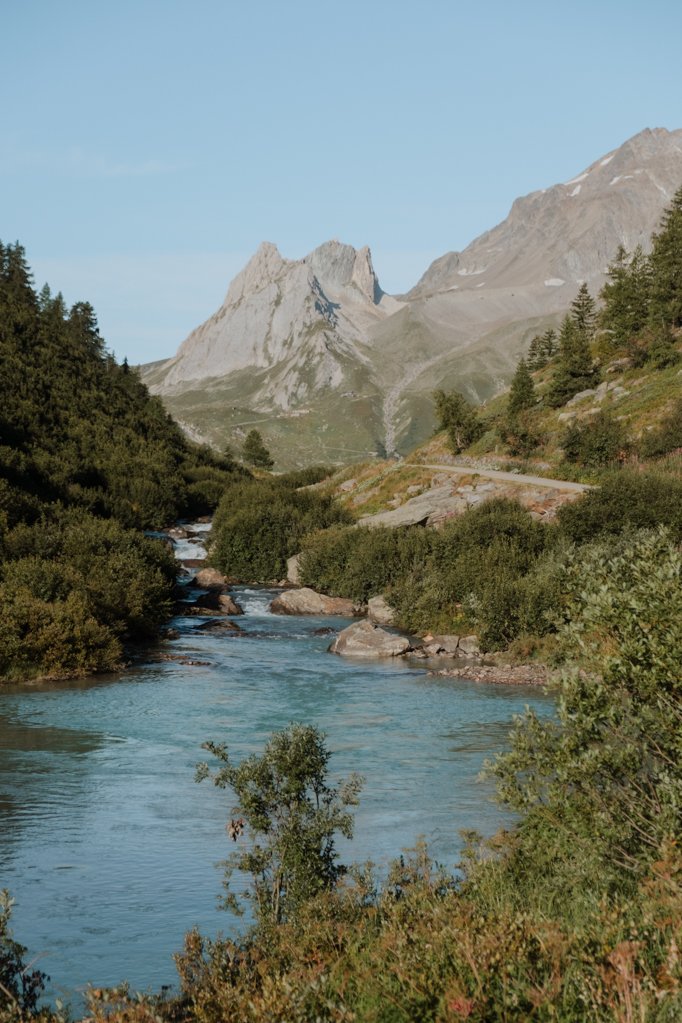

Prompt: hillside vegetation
xmin=0 ymin=242 xmax=243 ymax=681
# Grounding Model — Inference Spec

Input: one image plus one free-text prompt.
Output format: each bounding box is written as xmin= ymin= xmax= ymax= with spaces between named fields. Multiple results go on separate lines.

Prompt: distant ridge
xmin=142 ymin=127 xmax=682 ymax=467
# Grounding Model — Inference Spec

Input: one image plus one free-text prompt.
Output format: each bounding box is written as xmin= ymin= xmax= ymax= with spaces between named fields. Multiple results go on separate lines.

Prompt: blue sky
xmin=3 ymin=0 xmax=682 ymax=363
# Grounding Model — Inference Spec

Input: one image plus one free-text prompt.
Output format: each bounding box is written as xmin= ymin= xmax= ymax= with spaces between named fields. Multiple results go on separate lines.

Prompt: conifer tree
xmin=242 ymin=429 xmax=274 ymax=469
xmin=540 ymin=328 xmax=558 ymax=362
xmin=547 ymin=314 xmax=599 ymax=408
xmin=507 ymin=358 xmax=536 ymax=415
xmin=648 ymin=185 xmax=682 ymax=329
xmin=570 ymin=283 xmax=596 ymax=338
xmin=526 ymin=335 xmax=544 ymax=371
xmin=599 ymin=244 xmax=651 ymax=344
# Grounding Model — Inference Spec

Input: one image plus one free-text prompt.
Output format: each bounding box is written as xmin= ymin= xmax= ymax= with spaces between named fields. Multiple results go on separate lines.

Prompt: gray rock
xmin=270 ymin=587 xmax=357 ymax=616
xmin=194 ymin=618 xmax=242 ymax=633
xmin=286 ymin=554 xmax=301 ymax=586
xmin=458 ymin=635 xmax=481 ymax=657
xmin=422 ymin=634 xmax=461 ymax=655
xmin=193 ymin=592 xmax=244 ymax=615
xmin=194 ymin=567 xmax=229 ymax=590
xmin=329 ymin=620 xmax=411 ymax=658
xmin=367 ymin=595 xmax=396 ymax=625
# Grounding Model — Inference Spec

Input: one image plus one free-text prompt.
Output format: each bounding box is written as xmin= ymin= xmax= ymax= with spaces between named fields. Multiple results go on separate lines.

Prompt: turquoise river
xmin=0 ymin=527 xmax=552 ymax=1006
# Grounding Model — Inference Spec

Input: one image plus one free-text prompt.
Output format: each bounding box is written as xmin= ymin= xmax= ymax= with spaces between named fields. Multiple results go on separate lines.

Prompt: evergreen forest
xmin=0 ymin=242 xmax=242 ymax=681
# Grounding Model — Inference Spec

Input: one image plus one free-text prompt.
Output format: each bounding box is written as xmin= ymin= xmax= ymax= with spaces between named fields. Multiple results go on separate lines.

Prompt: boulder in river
xmin=193 ymin=592 xmax=244 ymax=615
xmin=329 ymin=620 xmax=411 ymax=658
xmin=194 ymin=619 xmax=243 ymax=633
xmin=367 ymin=595 xmax=396 ymax=626
xmin=194 ymin=567 xmax=228 ymax=590
xmin=270 ymin=588 xmax=357 ymax=616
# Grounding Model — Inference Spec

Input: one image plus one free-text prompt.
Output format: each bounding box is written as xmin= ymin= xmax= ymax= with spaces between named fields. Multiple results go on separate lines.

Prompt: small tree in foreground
xmin=433 ymin=389 xmax=483 ymax=454
xmin=196 ymin=724 xmax=363 ymax=928
xmin=242 ymin=429 xmax=274 ymax=470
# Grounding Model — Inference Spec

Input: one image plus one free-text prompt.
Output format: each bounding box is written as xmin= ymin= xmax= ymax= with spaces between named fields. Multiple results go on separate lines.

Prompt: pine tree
xmin=242 ymin=429 xmax=274 ymax=469
xmin=526 ymin=335 xmax=544 ymax=371
xmin=540 ymin=328 xmax=558 ymax=362
xmin=508 ymin=358 xmax=536 ymax=415
xmin=599 ymin=244 xmax=651 ymax=344
xmin=547 ymin=314 xmax=599 ymax=408
xmin=570 ymin=283 xmax=596 ymax=338
xmin=433 ymin=389 xmax=483 ymax=454
xmin=648 ymin=185 xmax=682 ymax=329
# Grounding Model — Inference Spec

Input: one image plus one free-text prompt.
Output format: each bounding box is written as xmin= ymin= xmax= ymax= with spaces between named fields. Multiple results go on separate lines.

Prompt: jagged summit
xmin=142 ymin=127 xmax=682 ymax=467
xmin=150 ymin=239 xmax=400 ymax=402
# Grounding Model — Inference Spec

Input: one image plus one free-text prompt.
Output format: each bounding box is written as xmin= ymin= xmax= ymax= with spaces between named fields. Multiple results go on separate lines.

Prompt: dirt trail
xmin=405 ymin=462 xmax=591 ymax=493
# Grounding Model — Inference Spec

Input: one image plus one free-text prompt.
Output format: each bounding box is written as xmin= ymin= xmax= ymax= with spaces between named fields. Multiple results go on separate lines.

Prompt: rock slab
xmin=367 ymin=595 xmax=396 ymax=625
xmin=270 ymin=587 xmax=356 ymax=616
xmin=329 ymin=620 xmax=411 ymax=658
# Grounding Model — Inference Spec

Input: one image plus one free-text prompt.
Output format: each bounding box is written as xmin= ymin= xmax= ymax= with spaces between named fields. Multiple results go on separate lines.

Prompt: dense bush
xmin=390 ymin=499 xmax=560 ymax=649
xmin=639 ymin=397 xmax=682 ymax=458
xmin=561 ymin=410 xmax=629 ymax=468
xmin=209 ymin=479 xmax=353 ymax=581
xmin=557 ymin=468 xmax=682 ymax=543
xmin=299 ymin=524 xmax=436 ymax=605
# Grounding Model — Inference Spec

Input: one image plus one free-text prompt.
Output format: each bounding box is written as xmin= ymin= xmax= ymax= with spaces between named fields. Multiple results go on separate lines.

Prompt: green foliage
xmin=387 ymin=499 xmax=559 ymax=649
xmin=501 ymin=410 xmax=544 ymax=457
xmin=242 ymin=429 xmax=274 ymax=470
xmin=640 ymin=397 xmax=682 ymax=458
xmin=648 ymin=184 xmax=682 ymax=330
xmin=507 ymin=358 xmax=535 ymax=416
xmin=299 ymin=524 xmax=437 ymax=605
xmin=570 ymin=282 xmax=597 ymax=338
xmin=557 ymin=468 xmax=682 ymax=544
xmin=0 ymin=241 xmax=246 ymax=682
xmin=562 ymin=410 xmax=629 ymax=468
xmin=547 ymin=313 xmax=600 ymax=408
xmin=599 ymin=243 xmax=652 ymax=346
xmin=526 ymin=327 xmax=558 ymax=370
xmin=209 ymin=478 xmax=352 ymax=581
xmin=196 ymin=724 xmax=362 ymax=927
xmin=492 ymin=530 xmax=682 ymax=903
xmin=433 ymin=389 xmax=484 ymax=454
xmin=0 ymin=890 xmax=49 ymax=1019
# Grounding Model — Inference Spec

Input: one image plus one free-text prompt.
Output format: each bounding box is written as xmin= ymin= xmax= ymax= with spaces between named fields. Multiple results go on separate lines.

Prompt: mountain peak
xmin=305 ymin=240 xmax=383 ymax=304
xmin=224 ymin=241 xmax=287 ymax=305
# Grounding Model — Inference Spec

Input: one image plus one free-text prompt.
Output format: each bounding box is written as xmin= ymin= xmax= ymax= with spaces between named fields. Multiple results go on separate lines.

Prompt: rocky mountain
xmin=142 ymin=127 xmax=682 ymax=467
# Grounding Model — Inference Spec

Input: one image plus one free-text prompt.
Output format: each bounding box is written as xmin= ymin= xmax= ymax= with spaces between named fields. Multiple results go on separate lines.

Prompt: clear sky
xmin=3 ymin=0 xmax=682 ymax=363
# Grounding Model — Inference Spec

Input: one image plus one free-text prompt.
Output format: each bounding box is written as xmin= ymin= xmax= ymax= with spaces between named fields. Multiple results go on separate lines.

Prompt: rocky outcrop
xmin=270 ymin=587 xmax=357 ymax=616
xmin=193 ymin=592 xmax=244 ymax=615
xmin=329 ymin=620 xmax=411 ymax=658
xmin=420 ymin=634 xmax=480 ymax=658
xmin=194 ymin=618 xmax=243 ymax=633
xmin=286 ymin=554 xmax=301 ymax=586
xmin=193 ymin=567 xmax=229 ymax=590
xmin=142 ymin=128 xmax=682 ymax=466
xmin=367 ymin=595 xmax=396 ymax=625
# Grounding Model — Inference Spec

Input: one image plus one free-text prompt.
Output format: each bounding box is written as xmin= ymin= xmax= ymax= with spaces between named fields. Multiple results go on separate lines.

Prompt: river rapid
xmin=0 ymin=524 xmax=552 ymax=1005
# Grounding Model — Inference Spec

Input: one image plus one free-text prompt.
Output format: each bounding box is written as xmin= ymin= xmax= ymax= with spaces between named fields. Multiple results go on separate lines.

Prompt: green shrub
xmin=562 ymin=410 xmax=629 ymax=468
xmin=299 ymin=524 xmax=436 ymax=605
xmin=210 ymin=479 xmax=352 ymax=582
xmin=640 ymin=398 xmax=682 ymax=458
xmin=557 ymin=468 xmax=682 ymax=543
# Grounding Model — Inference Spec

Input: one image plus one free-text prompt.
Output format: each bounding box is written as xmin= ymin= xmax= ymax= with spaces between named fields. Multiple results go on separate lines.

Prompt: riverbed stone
xmin=367 ymin=595 xmax=396 ymax=625
xmin=193 ymin=592 xmax=244 ymax=615
xmin=194 ymin=567 xmax=228 ymax=590
xmin=194 ymin=618 xmax=243 ymax=633
xmin=458 ymin=634 xmax=481 ymax=657
xmin=287 ymin=554 xmax=302 ymax=585
xmin=270 ymin=588 xmax=356 ymax=616
xmin=329 ymin=620 xmax=411 ymax=658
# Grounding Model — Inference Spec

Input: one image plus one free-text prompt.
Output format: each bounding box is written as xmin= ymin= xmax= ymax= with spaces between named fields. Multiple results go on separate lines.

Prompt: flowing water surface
xmin=0 ymin=527 xmax=553 ymax=1005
